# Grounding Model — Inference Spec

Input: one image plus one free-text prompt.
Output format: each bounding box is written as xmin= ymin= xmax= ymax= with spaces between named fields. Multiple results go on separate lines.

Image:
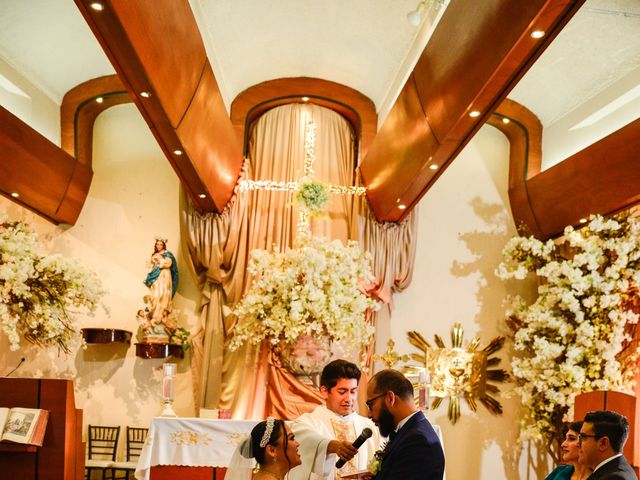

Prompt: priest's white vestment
xmin=288 ymin=405 xmax=380 ymax=480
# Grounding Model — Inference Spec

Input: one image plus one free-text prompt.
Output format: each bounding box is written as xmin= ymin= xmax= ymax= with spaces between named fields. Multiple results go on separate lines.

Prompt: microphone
xmin=5 ymin=357 xmax=26 ymax=377
xmin=335 ymin=427 xmax=373 ymax=469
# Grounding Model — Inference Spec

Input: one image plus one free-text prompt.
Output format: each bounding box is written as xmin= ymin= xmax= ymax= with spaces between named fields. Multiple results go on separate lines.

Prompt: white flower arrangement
xmin=295 ymin=178 xmax=330 ymax=215
xmin=229 ymin=236 xmax=378 ymax=352
xmin=496 ymin=213 xmax=640 ymax=446
xmin=0 ymin=216 xmax=105 ymax=353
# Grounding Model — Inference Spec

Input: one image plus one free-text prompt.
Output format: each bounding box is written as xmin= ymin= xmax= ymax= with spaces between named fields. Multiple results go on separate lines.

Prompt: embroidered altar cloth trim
xmin=135 ymin=417 xmax=258 ymax=480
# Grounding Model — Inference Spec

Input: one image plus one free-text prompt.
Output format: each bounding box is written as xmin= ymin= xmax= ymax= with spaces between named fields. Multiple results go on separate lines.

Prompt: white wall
xmin=390 ymin=125 xmax=543 ymax=479
xmin=0 ymin=104 xmax=200 ymax=457
xmin=0 ymin=56 xmax=60 ymax=145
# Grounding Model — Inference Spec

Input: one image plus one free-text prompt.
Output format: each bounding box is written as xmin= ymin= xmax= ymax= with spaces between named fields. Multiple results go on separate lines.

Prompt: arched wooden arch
xmin=230 ymin=78 xmax=377 ymax=160
xmin=489 ymin=99 xmax=640 ymax=239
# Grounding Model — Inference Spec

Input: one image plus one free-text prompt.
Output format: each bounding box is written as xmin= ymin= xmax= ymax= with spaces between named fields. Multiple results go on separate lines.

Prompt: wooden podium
xmin=574 ymin=390 xmax=639 ymax=475
xmin=0 ymin=378 xmax=84 ymax=480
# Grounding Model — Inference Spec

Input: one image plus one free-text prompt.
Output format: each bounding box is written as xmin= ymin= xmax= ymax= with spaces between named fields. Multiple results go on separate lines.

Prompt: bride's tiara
xmin=259 ymin=417 xmax=276 ymax=448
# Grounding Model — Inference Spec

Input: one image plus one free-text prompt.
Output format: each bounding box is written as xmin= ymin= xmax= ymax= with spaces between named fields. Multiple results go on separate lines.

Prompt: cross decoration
xmin=238 ymin=121 xmax=366 ymax=236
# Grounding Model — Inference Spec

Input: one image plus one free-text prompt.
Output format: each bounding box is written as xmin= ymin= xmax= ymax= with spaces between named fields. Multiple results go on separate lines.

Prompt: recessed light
xmin=173 ymin=149 xmax=183 ymax=156
xmin=579 ymin=218 xmax=588 ymax=224
xmin=531 ymin=30 xmax=545 ymax=39
xmin=469 ymin=110 xmax=481 ymax=118
xmin=90 ymin=2 xmax=104 ymax=11
xmin=502 ymin=117 xmax=510 ymax=124
xmin=429 ymin=164 xmax=438 ymax=170
xmin=398 ymin=204 xmax=407 ymax=210
xmin=96 ymin=97 xmax=104 ymax=104
xmin=302 ymin=97 xmax=309 ymax=102
xmin=198 ymin=194 xmax=206 ymax=199
xmin=140 ymin=91 xmax=151 ymax=98
xmin=10 ymin=192 xmax=19 ymax=198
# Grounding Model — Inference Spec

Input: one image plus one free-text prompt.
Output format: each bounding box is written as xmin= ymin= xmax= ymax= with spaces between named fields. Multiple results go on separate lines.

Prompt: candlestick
xmin=160 ymin=363 xmax=177 ymax=417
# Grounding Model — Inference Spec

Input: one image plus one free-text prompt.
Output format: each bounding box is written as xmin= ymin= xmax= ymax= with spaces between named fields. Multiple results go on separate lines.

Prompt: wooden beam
xmin=74 ymin=0 xmax=243 ymax=213
xmin=487 ymin=99 xmax=544 ymax=238
xmin=489 ymin=100 xmax=640 ymax=239
xmin=527 ymin=119 xmax=640 ymax=238
xmin=230 ymin=77 xmax=377 ymax=161
xmin=60 ymin=75 xmax=131 ymax=164
xmin=360 ymin=0 xmax=585 ymax=222
xmin=0 ymin=107 xmax=91 ymax=224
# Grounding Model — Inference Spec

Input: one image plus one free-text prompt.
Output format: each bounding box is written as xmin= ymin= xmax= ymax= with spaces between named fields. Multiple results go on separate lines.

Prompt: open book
xmin=0 ymin=407 xmax=49 ymax=446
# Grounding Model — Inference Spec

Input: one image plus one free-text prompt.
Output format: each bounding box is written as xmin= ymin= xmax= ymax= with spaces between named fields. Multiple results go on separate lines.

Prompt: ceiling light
xmin=90 ymin=2 xmax=104 ymax=11
xmin=502 ymin=117 xmax=510 ymax=124
xmin=10 ymin=192 xmax=19 ymax=198
xmin=302 ymin=97 xmax=309 ymax=102
xmin=140 ymin=91 xmax=151 ymax=98
xmin=96 ymin=97 xmax=104 ymax=104
xmin=407 ymin=1 xmax=427 ymax=27
xmin=173 ymin=149 xmax=183 ymax=156
xmin=531 ymin=30 xmax=545 ymax=39
xmin=198 ymin=194 xmax=206 ymax=199
xmin=398 ymin=204 xmax=407 ymax=210
xmin=429 ymin=164 xmax=439 ymax=170
xmin=579 ymin=218 xmax=588 ymax=224
xmin=469 ymin=110 xmax=481 ymax=118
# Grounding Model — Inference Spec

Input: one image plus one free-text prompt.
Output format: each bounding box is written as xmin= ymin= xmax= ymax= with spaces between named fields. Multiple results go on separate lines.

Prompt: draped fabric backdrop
xmin=180 ymin=103 xmax=418 ymax=419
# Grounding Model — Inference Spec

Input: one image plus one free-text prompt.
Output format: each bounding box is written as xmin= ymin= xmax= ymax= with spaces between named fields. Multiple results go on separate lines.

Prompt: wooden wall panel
xmin=360 ymin=0 xmax=585 ymax=222
xmin=230 ymin=77 xmax=377 ymax=160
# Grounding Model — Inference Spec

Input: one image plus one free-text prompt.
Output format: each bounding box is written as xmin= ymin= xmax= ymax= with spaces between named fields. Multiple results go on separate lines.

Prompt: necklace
xmin=257 ymin=470 xmax=283 ymax=480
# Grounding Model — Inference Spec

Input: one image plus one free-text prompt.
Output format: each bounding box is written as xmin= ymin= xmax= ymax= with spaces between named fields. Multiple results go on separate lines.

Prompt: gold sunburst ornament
xmin=407 ymin=323 xmax=509 ymax=424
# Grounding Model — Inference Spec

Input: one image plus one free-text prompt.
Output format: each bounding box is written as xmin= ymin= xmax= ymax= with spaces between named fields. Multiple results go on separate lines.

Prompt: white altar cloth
xmin=135 ymin=417 xmax=258 ymax=480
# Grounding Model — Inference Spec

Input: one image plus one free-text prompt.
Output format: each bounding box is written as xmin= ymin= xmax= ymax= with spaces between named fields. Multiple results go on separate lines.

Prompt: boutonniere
xmin=367 ymin=441 xmax=389 ymax=475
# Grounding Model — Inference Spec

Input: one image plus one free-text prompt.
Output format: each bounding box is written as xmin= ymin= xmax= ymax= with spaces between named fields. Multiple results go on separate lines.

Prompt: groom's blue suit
xmin=374 ymin=411 xmax=445 ymax=480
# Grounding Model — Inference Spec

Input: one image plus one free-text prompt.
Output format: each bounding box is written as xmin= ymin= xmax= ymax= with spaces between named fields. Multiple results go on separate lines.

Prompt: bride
xmin=227 ymin=417 xmax=302 ymax=480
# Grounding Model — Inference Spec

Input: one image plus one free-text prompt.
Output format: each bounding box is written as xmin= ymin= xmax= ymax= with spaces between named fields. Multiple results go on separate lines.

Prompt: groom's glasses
xmin=366 ymin=392 xmax=387 ymax=411
xmin=578 ymin=433 xmax=601 ymax=443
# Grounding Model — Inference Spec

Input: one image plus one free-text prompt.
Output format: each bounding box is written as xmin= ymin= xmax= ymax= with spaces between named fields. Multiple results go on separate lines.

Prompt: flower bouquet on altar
xmin=228 ymin=235 xmax=378 ymax=356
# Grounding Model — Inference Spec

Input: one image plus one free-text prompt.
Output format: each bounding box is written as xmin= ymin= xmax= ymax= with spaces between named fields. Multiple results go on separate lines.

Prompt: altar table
xmin=135 ymin=417 xmax=258 ymax=480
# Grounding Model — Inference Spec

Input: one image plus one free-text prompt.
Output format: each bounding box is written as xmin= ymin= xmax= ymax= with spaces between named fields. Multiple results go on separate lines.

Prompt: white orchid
xmin=0 ymin=216 xmax=105 ymax=353
xmin=497 ymin=213 xmax=640 ymax=443
xmin=229 ymin=236 xmax=378 ymax=351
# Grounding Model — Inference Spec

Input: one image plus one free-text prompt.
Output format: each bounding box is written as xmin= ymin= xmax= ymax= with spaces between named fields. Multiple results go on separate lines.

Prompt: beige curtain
xmin=181 ymin=102 xmax=419 ymax=419
xmin=357 ymin=199 xmax=418 ymax=370
xmin=181 ymin=103 xmax=358 ymax=419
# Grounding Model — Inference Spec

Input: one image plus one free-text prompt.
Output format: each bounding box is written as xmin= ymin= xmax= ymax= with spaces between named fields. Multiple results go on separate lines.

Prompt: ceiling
xmin=509 ymin=0 xmax=640 ymax=127
xmin=0 ymin=0 xmax=637 ymax=130
xmin=0 ymin=0 xmax=446 ymax=117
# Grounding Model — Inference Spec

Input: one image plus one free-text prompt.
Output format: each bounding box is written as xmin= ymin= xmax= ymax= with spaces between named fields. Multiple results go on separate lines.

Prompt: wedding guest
xmin=289 ymin=359 xmax=380 ymax=479
xmin=227 ymin=417 xmax=302 ymax=480
xmin=544 ymin=421 xmax=591 ymax=480
xmin=578 ymin=410 xmax=637 ymax=480
xmin=366 ymin=369 xmax=444 ymax=480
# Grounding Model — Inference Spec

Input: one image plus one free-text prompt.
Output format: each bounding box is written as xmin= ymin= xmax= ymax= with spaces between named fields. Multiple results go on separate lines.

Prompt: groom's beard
xmin=377 ymin=403 xmax=396 ymax=438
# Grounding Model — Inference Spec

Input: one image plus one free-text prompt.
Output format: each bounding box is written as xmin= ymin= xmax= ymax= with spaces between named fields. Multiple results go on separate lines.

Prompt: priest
xmin=289 ymin=359 xmax=381 ymax=479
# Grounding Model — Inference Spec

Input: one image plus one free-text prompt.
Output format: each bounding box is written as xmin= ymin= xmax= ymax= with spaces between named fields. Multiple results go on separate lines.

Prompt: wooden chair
xmin=113 ymin=427 xmax=149 ymax=480
xmin=85 ymin=425 xmax=120 ymax=480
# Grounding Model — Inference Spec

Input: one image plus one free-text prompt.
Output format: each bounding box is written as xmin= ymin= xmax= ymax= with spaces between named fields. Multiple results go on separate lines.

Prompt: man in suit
xmin=366 ymin=369 xmax=444 ymax=480
xmin=579 ymin=410 xmax=637 ymax=480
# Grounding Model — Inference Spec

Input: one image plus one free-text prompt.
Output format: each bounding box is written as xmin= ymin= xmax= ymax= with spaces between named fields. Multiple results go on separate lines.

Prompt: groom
xmin=366 ymin=369 xmax=444 ymax=480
